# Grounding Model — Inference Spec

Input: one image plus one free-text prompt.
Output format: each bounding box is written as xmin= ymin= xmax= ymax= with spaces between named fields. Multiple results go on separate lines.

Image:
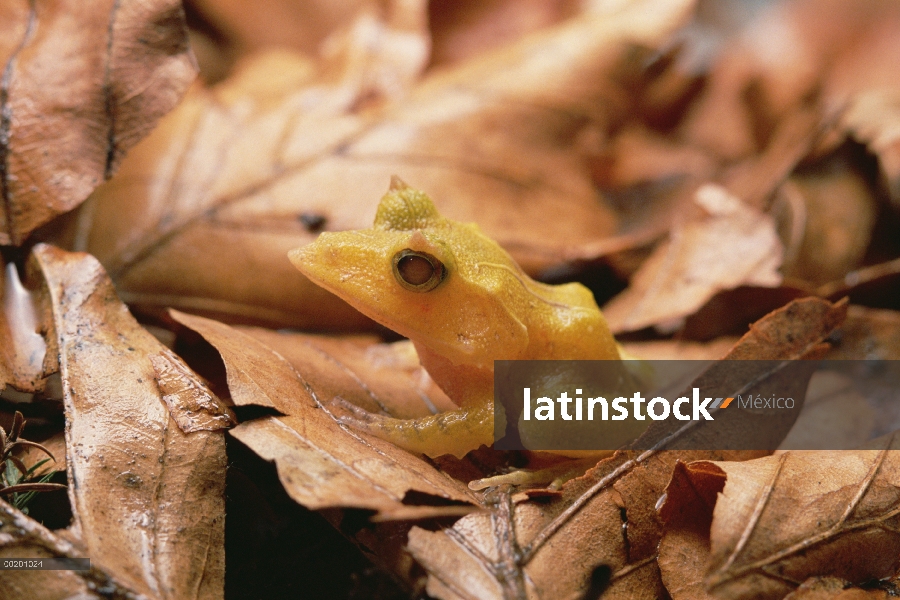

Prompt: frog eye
xmin=392 ymin=249 xmax=446 ymax=292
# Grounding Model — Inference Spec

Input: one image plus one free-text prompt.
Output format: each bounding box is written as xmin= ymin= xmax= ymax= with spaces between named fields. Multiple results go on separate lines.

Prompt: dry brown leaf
xmin=32 ymin=244 xmax=226 ymax=600
xmin=712 ymin=297 xmax=847 ymax=360
xmin=16 ymin=429 xmax=66 ymax=475
xmin=189 ymin=0 xmax=367 ymax=58
xmin=0 ymin=0 xmax=196 ymax=245
xmin=661 ymin=444 xmax=900 ymax=600
xmin=611 ymin=298 xmax=846 ymax=594
xmin=63 ymin=0 xmax=696 ymax=330
xmin=720 ymin=107 xmax=826 ymax=210
xmin=410 ymin=467 xmax=639 ymax=600
xmin=784 ymin=577 xmax=894 ymax=600
xmin=428 ymin=0 xmax=578 ymax=67
xmin=0 ymin=499 xmax=144 ymax=599
xmin=676 ymin=0 xmax=900 ymax=206
xmin=407 ymin=297 xmax=844 ymax=599
xmin=825 ymin=3 xmax=900 ymax=206
xmin=817 ymin=259 xmax=900 ymax=310
xmin=657 ymin=460 xmax=725 ymax=600
xmin=780 ymin=305 xmax=900 ymax=450
xmin=678 ymin=285 xmax=811 ymax=342
xmin=597 ymin=124 xmax=717 ymax=189
xmin=408 ymin=450 xmax=768 ymax=600
xmin=824 ymin=305 xmax=900 ymax=360
xmin=603 ymin=184 xmax=784 ymax=333
xmin=170 ymin=310 xmax=476 ymax=516
xmin=188 ymin=0 xmax=428 ymax=89
xmin=778 ymin=159 xmax=877 ymax=286
xmin=659 ymin=299 xmax=900 ymax=599
xmin=314 ymin=0 xmax=430 ymax=101
xmin=622 ymin=337 xmax=740 ymax=361
xmin=234 ymin=328 xmax=457 ymax=418
xmin=678 ymin=0 xmax=887 ymax=161
xmin=599 ymin=0 xmax=900 ymax=338
xmin=842 ymin=91 xmax=900 ymax=206
xmin=603 ymin=99 xmax=833 ymax=336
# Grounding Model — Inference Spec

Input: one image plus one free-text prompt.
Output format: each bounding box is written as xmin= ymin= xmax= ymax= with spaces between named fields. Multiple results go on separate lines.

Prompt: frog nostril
xmin=392 ymin=249 xmax=445 ymax=291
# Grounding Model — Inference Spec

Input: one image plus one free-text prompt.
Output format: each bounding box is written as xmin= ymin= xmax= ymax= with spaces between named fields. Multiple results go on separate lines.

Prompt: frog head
xmin=289 ymin=177 xmax=528 ymax=369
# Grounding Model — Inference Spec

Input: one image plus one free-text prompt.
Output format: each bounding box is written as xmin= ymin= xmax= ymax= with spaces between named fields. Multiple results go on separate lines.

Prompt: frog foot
xmin=331 ymin=397 xmax=495 ymax=459
xmin=468 ymin=455 xmax=611 ymax=491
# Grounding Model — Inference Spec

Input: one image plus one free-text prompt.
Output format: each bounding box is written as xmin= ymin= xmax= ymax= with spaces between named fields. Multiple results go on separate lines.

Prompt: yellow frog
xmin=289 ymin=177 xmax=626 ymax=460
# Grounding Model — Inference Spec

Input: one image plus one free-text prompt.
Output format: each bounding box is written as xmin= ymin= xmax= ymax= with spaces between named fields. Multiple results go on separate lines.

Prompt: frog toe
xmin=333 ymin=402 xmax=495 ymax=459
xmin=468 ymin=455 xmax=607 ymax=491
xmin=331 ymin=396 xmax=382 ymax=423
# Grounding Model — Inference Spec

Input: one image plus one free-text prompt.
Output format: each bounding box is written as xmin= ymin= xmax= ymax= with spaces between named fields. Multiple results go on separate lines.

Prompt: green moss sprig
xmin=0 ymin=411 xmax=66 ymax=514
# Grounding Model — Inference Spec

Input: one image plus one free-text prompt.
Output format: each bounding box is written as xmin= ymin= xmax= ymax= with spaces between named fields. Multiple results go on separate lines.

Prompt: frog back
xmin=517 ymin=280 xmax=620 ymax=361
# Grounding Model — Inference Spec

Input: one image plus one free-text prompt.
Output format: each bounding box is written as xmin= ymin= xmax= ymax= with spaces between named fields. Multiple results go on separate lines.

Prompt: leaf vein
xmin=103 ymin=0 xmax=122 ymax=178
xmin=716 ymin=453 xmax=787 ymax=575
xmin=0 ymin=0 xmax=37 ymax=244
xmin=710 ymin=434 xmax=900 ymax=589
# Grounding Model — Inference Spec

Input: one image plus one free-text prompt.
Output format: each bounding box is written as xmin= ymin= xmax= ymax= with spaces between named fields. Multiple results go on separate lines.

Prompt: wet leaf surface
xmin=150 ymin=349 xmax=236 ymax=433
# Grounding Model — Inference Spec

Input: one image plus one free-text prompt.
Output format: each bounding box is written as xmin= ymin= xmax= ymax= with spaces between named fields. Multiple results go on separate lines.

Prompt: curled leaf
xmin=32 ymin=244 xmax=225 ymax=599
xmin=150 ymin=349 xmax=236 ymax=433
xmin=660 ymin=444 xmax=900 ymax=600
xmin=171 ymin=309 xmax=476 ymax=516
xmin=604 ymin=185 xmax=784 ymax=334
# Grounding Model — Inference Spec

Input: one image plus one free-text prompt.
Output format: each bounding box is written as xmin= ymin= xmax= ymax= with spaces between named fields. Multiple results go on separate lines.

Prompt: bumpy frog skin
xmin=289 ymin=177 xmax=622 ymax=459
